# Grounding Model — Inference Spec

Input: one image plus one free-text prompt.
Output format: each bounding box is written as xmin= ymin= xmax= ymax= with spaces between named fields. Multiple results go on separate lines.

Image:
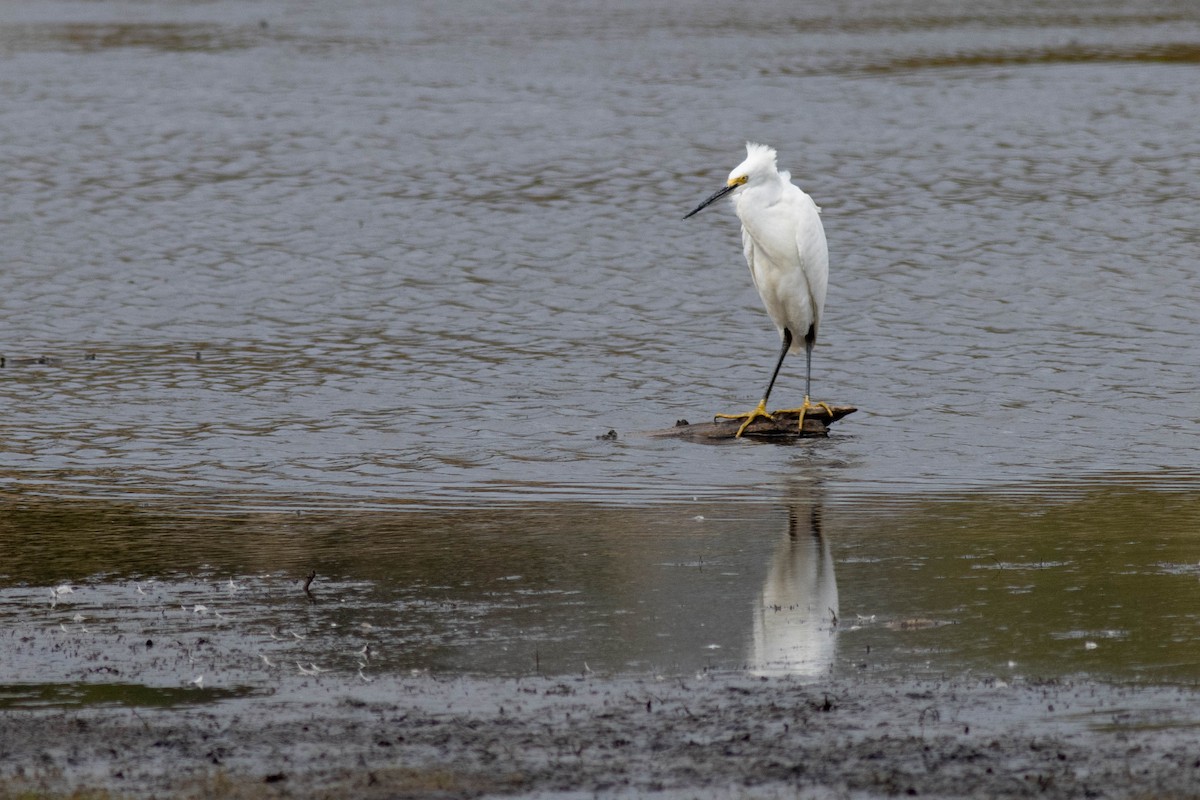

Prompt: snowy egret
xmin=685 ymin=142 xmax=831 ymax=437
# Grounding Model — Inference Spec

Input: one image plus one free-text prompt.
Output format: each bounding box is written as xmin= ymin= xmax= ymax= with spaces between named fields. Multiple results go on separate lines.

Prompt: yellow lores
xmin=685 ymin=143 xmax=832 ymax=437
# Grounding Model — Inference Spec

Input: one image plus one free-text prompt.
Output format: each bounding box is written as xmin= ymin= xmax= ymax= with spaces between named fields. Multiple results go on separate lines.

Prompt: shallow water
xmin=3 ymin=476 xmax=1199 ymax=695
xmin=2 ymin=0 xmax=1199 ymax=692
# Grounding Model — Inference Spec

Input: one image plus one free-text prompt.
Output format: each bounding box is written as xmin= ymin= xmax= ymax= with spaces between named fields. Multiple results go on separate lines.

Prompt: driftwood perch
xmin=644 ymin=405 xmax=857 ymax=442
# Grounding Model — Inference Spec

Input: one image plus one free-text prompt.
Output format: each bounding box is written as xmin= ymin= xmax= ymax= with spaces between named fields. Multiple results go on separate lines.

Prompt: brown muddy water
xmin=3 ymin=477 xmax=1200 ymax=706
xmin=3 ymin=0 xmax=1200 ymax=712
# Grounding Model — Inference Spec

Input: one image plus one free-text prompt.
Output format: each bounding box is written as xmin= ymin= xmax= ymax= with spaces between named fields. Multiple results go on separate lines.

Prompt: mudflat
xmin=3 ymin=672 xmax=1197 ymax=798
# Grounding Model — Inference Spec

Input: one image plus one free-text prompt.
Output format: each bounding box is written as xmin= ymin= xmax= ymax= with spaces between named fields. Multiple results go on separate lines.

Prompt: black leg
xmin=763 ymin=325 xmax=828 ymax=433
xmin=761 ymin=327 xmax=792 ymax=408
xmin=804 ymin=340 xmax=812 ymax=399
xmin=715 ymin=327 xmax=796 ymax=437
xmin=804 ymin=324 xmax=816 ymax=400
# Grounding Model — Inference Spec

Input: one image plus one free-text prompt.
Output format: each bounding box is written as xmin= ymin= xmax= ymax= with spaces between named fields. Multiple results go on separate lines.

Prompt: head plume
xmin=744 ymin=142 xmax=777 ymax=167
xmin=729 ymin=142 xmax=779 ymax=183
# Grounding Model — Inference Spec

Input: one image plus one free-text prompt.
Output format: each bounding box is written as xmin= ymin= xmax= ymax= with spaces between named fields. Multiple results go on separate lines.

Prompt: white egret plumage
xmin=685 ymin=143 xmax=832 ymax=437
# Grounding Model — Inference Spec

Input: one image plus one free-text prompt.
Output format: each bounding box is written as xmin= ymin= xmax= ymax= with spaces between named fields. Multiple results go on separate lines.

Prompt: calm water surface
xmin=1 ymin=0 xmax=1199 ymax=691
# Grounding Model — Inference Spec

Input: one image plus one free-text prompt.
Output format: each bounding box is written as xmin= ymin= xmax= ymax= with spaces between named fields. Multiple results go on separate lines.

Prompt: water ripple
xmin=2 ymin=0 xmax=1199 ymax=504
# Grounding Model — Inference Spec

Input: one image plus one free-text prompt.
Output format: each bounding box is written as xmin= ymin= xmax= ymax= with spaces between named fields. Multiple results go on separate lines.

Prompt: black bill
xmin=683 ymin=183 xmax=737 ymax=220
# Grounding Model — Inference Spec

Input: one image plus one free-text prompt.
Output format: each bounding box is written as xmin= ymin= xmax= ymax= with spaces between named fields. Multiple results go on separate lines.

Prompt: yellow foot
xmin=771 ymin=396 xmax=834 ymax=432
xmin=715 ymin=400 xmax=773 ymax=438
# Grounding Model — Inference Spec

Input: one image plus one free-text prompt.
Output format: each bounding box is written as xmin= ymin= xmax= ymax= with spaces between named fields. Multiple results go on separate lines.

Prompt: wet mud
xmin=2 ymin=672 xmax=1199 ymax=799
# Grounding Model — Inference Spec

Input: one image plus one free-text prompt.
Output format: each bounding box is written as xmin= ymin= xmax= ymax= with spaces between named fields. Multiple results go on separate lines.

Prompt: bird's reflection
xmin=750 ymin=503 xmax=839 ymax=677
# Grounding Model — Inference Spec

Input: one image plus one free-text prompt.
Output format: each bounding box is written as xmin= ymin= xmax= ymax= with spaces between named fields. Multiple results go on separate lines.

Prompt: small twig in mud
xmin=303 ymin=570 xmax=317 ymax=599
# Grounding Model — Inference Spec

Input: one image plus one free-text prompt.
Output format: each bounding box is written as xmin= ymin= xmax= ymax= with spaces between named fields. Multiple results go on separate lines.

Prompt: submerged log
xmin=1 ymin=353 xmax=98 ymax=368
xmin=644 ymin=405 xmax=857 ymax=442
